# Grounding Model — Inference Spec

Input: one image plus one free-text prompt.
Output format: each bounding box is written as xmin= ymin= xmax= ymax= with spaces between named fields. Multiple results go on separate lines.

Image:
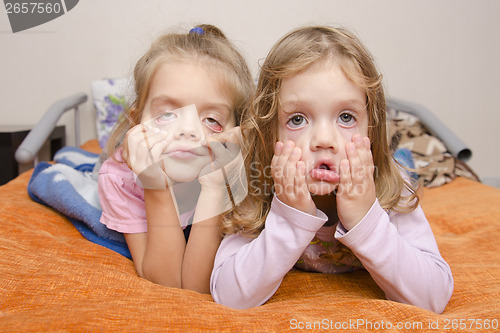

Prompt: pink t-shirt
xmin=98 ymin=150 xmax=193 ymax=233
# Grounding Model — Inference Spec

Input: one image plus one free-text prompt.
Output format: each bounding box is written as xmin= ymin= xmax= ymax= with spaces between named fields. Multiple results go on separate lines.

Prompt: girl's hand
xmin=200 ymin=127 xmax=243 ymax=177
xmin=195 ymin=127 xmax=247 ymax=223
xmin=122 ymin=123 xmax=170 ymax=189
xmin=271 ymin=140 xmax=316 ymax=216
xmin=336 ymin=134 xmax=376 ymax=230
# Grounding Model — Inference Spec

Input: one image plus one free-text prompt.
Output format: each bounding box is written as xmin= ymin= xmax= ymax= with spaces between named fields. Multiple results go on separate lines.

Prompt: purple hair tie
xmin=189 ymin=27 xmax=204 ymax=35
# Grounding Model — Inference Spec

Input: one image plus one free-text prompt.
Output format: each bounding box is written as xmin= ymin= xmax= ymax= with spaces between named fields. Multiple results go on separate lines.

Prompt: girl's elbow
xmin=211 ymin=280 xmax=272 ymax=309
xmin=182 ymin=278 xmax=211 ymax=294
xmin=395 ymin=273 xmax=454 ymax=314
xmin=212 ymin=292 xmax=261 ymax=310
xmin=411 ymin=261 xmax=454 ymax=313
xmin=422 ymin=289 xmax=453 ymax=314
xmin=141 ymin=263 xmax=182 ymax=288
xmin=428 ymin=264 xmax=454 ymax=313
xmin=431 ymin=275 xmax=454 ymax=314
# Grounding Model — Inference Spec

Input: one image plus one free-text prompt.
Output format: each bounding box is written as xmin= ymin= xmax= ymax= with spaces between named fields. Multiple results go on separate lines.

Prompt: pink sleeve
xmin=336 ymin=200 xmax=454 ymax=313
xmin=98 ymin=159 xmax=147 ymax=234
xmin=210 ymin=195 xmax=327 ymax=309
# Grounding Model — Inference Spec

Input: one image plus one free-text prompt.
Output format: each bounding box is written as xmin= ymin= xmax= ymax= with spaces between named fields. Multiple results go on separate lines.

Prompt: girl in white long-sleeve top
xmin=211 ymin=25 xmax=453 ymax=313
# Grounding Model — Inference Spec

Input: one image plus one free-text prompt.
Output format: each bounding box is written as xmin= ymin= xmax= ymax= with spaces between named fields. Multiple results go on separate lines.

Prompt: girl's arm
xmin=181 ymin=216 xmax=221 ymax=293
xmin=127 ymin=188 xmax=186 ymax=288
xmin=127 ymin=185 xmax=223 ymax=293
xmin=98 ymin=158 xmax=186 ymax=288
xmin=120 ymin=124 xmax=188 ymax=287
xmin=336 ymin=135 xmax=452 ymax=313
xmin=181 ymin=168 xmax=225 ymax=293
xmin=211 ymin=140 xmax=324 ymax=308
xmin=336 ymin=200 xmax=454 ymax=314
xmin=211 ymin=195 xmax=327 ymax=309
xmin=182 ymin=128 xmax=244 ymax=293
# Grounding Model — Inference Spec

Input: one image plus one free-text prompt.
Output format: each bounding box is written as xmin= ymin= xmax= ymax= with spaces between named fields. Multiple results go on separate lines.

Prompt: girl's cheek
xmin=278 ymin=129 xmax=300 ymax=145
xmin=340 ymin=126 xmax=358 ymax=142
xmin=277 ymin=124 xmax=290 ymax=142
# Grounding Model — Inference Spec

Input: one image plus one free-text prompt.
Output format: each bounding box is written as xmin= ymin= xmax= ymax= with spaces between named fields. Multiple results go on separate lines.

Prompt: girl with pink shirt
xmin=98 ymin=24 xmax=253 ymax=293
xmin=211 ymin=26 xmax=453 ymax=313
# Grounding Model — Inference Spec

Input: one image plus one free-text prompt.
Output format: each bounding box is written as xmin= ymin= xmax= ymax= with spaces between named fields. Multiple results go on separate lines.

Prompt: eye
xmin=287 ymin=114 xmax=307 ymax=129
xmin=338 ymin=112 xmax=356 ymax=127
xmin=203 ymin=117 xmax=223 ymax=133
xmin=155 ymin=112 xmax=177 ymax=126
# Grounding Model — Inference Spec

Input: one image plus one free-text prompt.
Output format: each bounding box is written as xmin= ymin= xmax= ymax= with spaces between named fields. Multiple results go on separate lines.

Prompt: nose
xmin=310 ymin=122 xmax=338 ymax=151
xmin=174 ymin=123 xmax=200 ymax=140
xmin=173 ymin=107 xmax=203 ymax=141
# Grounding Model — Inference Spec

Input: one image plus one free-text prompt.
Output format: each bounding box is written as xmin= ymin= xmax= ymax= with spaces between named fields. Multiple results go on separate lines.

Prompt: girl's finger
xmin=339 ymin=159 xmax=352 ymax=195
xmin=295 ymin=160 xmax=307 ymax=196
xmin=353 ymin=136 xmax=374 ymax=183
xmin=278 ymin=140 xmax=295 ymax=170
xmin=363 ymin=136 xmax=371 ymax=150
xmin=273 ymin=141 xmax=292 ymax=178
xmin=203 ymin=126 xmax=242 ymax=147
xmin=283 ymin=146 xmax=301 ymax=186
xmin=353 ymin=135 xmax=372 ymax=167
xmin=271 ymin=141 xmax=284 ymax=171
xmin=345 ymin=141 xmax=362 ymax=182
xmin=274 ymin=141 xmax=284 ymax=156
xmin=272 ymin=141 xmax=296 ymax=189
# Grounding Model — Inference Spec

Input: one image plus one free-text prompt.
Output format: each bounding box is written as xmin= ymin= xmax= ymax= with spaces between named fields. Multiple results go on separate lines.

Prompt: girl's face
xmin=141 ymin=61 xmax=235 ymax=183
xmin=277 ymin=60 xmax=369 ymax=196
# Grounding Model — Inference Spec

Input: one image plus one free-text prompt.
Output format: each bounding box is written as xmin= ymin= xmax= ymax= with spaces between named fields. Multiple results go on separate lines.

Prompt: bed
xmin=1 ymin=88 xmax=499 ymax=332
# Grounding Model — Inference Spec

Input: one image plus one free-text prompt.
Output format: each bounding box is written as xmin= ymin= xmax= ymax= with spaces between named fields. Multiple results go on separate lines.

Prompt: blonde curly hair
xmin=220 ymin=26 xmax=418 ymax=238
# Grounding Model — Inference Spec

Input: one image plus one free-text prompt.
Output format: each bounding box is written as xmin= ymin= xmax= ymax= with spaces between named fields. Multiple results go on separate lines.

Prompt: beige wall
xmin=1 ymin=0 xmax=499 ymax=183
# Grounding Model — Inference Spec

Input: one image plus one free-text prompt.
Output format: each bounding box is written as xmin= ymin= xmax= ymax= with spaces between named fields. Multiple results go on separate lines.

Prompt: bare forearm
xmin=142 ymin=188 xmax=185 ymax=287
xmin=182 ymin=217 xmax=222 ymax=293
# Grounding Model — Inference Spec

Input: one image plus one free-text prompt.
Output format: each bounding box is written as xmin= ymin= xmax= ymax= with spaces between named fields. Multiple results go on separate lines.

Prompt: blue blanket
xmin=27 ymin=147 xmax=131 ymax=259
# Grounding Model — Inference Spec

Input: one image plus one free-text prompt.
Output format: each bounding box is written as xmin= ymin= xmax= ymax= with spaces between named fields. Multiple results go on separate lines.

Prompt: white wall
xmin=1 ymin=0 xmax=499 ymax=183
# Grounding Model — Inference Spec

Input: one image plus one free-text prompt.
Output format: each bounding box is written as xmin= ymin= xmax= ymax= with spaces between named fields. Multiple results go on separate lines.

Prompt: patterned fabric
xmin=387 ymin=108 xmax=479 ymax=188
xmin=91 ymin=78 xmax=131 ymax=148
xmin=295 ymin=233 xmax=363 ymax=274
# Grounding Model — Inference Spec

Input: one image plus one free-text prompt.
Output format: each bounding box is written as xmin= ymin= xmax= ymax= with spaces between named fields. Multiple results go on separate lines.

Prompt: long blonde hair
xmin=105 ymin=24 xmax=254 ymax=158
xmin=220 ymin=26 xmax=418 ymax=237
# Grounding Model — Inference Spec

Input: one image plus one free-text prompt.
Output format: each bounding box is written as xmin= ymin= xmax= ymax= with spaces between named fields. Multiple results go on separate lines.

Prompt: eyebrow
xmin=150 ymin=96 xmax=181 ymax=109
xmin=279 ymin=97 xmax=366 ymax=112
xmin=150 ymin=95 xmax=232 ymax=116
xmin=278 ymin=99 xmax=301 ymax=114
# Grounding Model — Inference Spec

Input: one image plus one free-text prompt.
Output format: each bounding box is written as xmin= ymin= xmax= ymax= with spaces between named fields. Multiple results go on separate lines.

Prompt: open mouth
xmin=318 ymin=163 xmax=331 ymax=170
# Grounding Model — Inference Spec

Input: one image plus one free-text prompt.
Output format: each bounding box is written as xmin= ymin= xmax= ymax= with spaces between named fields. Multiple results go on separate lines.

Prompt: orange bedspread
xmin=1 ymin=142 xmax=499 ymax=332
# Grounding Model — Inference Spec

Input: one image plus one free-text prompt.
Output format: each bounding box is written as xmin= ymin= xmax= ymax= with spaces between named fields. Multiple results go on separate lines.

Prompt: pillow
xmin=91 ymin=78 xmax=131 ymax=148
xmin=387 ymin=107 xmax=479 ymax=187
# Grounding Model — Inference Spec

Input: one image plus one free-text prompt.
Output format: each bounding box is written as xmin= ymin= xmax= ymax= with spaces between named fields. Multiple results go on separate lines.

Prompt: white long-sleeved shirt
xmin=210 ymin=195 xmax=453 ymax=313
